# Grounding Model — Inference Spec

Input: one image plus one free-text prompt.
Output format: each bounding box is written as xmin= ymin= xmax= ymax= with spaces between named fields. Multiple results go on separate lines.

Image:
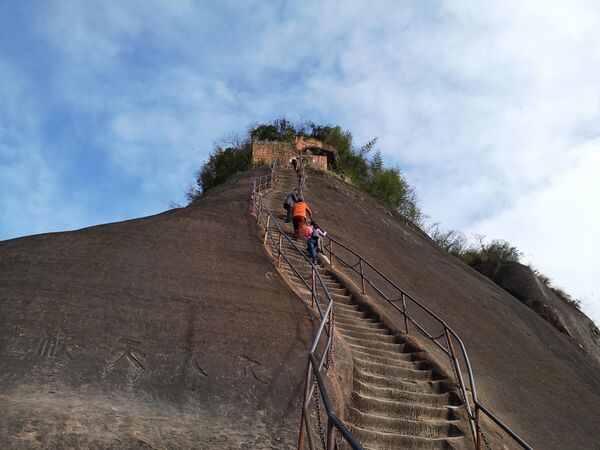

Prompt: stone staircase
xmin=262 ymin=169 xmax=468 ymax=450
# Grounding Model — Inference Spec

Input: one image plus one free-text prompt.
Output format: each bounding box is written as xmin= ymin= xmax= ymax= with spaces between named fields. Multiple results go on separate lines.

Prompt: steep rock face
xmin=303 ymin=168 xmax=600 ymax=450
xmin=0 ymin=167 xmax=313 ymax=449
xmin=473 ymin=260 xmax=600 ymax=365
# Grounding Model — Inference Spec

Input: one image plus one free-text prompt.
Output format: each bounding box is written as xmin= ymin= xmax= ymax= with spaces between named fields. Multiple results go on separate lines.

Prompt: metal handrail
xmin=253 ymin=161 xmax=532 ymax=449
xmin=249 ymin=162 xmax=362 ymax=450
xmin=296 ymin=158 xmax=532 ymax=450
xmin=321 ymin=234 xmax=533 ymax=450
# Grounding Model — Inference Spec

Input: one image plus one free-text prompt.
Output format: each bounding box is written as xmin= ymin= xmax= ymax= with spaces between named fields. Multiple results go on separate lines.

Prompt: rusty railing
xmin=322 ymin=235 xmax=533 ymax=450
xmin=295 ymin=157 xmax=532 ymax=449
xmin=250 ymin=163 xmax=362 ymax=450
xmin=253 ymin=162 xmax=532 ymax=449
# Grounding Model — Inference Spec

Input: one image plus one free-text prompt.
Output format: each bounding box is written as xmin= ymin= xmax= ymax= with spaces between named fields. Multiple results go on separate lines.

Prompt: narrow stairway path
xmin=262 ymin=169 xmax=468 ymax=450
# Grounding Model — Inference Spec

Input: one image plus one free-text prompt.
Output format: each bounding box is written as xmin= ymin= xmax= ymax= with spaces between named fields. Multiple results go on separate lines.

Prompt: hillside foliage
xmin=427 ymin=223 xmax=581 ymax=310
xmin=187 ymin=118 xmax=422 ymax=224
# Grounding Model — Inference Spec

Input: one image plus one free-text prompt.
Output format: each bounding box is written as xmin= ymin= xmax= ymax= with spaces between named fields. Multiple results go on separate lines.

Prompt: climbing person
xmin=291 ymin=157 xmax=298 ymax=172
xmin=312 ymin=223 xmax=327 ymax=253
xmin=283 ymin=188 xmax=299 ymax=223
xmin=292 ymin=197 xmax=311 ymax=240
xmin=304 ymin=222 xmax=327 ymax=265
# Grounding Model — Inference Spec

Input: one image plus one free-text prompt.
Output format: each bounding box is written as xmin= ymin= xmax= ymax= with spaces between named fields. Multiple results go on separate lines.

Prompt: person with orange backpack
xmin=292 ymin=198 xmax=311 ymax=239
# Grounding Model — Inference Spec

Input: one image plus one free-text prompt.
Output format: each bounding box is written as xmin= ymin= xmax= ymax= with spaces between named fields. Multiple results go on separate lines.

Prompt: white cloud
xmin=277 ymin=0 xmax=600 ymax=323
xmin=466 ymin=144 xmax=600 ymax=324
xmin=3 ymin=0 xmax=599 ymax=323
xmin=0 ymin=58 xmax=85 ymax=238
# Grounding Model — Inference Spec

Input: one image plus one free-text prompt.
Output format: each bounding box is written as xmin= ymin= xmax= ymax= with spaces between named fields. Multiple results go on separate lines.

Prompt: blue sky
xmin=1 ymin=0 xmax=599 ymax=324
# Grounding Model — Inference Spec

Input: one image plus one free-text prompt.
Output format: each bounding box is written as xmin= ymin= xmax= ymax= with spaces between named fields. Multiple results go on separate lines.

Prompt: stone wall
xmin=251 ymin=141 xmax=296 ymax=168
xmin=294 ymin=136 xmax=337 ymax=156
xmin=251 ymin=138 xmax=333 ymax=170
xmin=302 ymin=154 xmax=328 ymax=170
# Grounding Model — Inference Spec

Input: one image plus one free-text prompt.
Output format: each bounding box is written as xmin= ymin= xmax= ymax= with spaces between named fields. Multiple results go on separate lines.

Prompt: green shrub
xmin=188 ymin=118 xmax=422 ymax=224
xmin=533 ymin=268 xmax=552 ymax=287
xmin=187 ymin=142 xmax=252 ymax=203
xmin=549 ymin=285 xmax=582 ymax=310
xmin=427 ymin=227 xmax=581 ymax=311
xmin=198 ymin=144 xmax=252 ymax=192
xmin=366 ymin=151 xmax=422 ymax=223
xmin=250 ymin=118 xmax=297 ymax=143
xmin=426 ymin=223 xmax=468 ymax=256
xmin=460 ymin=238 xmax=522 ymax=267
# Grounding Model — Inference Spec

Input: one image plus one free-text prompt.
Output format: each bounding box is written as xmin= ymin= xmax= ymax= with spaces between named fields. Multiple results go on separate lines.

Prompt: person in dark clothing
xmin=283 ymin=188 xmax=299 ymax=223
xmin=306 ymin=236 xmax=318 ymax=265
xmin=291 ymin=157 xmax=298 ymax=172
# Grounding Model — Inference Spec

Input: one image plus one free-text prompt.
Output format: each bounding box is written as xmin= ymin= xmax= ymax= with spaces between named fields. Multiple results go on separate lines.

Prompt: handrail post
xmin=475 ymin=405 xmax=482 ymax=450
xmin=327 ymin=303 xmax=334 ymax=366
xmin=326 ymin=419 xmax=336 ymax=450
xmin=311 ymin=267 xmax=316 ymax=311
xmin=277 ymin=233 xmax=282 ymax=268
xmin=263 ymin=215 xmax=270 ymax=245
xmin=359 ymin=258 xmax=366 ymax=294
xmin=401 ymin=292 xmax=409 ymax=334
xmin=445 ymin=327 xmax=477 ymax=445
xmin=329 ymin=241 xmax=335 ymax=267
xmin=297 ymin=360 xmax=313 ymax=450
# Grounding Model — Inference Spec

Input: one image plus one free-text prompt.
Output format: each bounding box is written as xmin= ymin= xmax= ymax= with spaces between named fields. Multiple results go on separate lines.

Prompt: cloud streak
xmin=1 ymin=0 xmax=598 ymax=323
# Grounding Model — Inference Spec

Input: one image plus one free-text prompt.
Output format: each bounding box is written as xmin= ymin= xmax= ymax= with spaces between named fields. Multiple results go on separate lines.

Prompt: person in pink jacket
xmin=304 ymin=223 xmax=327 ymax=264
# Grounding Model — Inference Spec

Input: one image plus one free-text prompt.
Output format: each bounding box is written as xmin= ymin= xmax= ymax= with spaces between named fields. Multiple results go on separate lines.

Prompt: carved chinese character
xmin=240 ymin=354 xmax=267 ymax=384
xmin=109 ymin=338 xmax=145 ymax=371
xmin=177 ymin=347 xmax=207 ymax=377
xmin=37 ymin=337 xmax=72 ymax=360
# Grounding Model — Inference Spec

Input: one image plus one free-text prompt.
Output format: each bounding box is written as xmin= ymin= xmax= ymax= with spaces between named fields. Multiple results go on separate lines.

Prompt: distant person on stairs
xmin=291 ymin=157 xmax=298 ymax=172
xmin=292 ymin=198 xmax=311 ymax=239
xmin=304 ymin=223 xmax=327 ymax=264
xmin=283 ymin=188 xmax=299 ymax=223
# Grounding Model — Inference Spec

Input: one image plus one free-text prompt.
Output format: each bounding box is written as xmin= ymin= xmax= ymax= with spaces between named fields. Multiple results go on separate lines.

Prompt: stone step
xmin=347 ymin=344 xmax=414 ymax=362
xmin=336 ymin=327 xmax=395 ymax=342
xmin=351 ymin=353 xmax=424 ymax=372
xmin=334 ymin=314 xmax=380 ymax=327
xmin=341 ymin=333 xmax=402 ymax=347
xmin=353 ymin=358 xmax=433 ymax=382
xmin=354 ymin=379 xmax=460 ymax=408
xmin=348 ymin=407 xmax=464 ymax=438
xmin=347 ymin=425 xmax=458 ymax=450
xmin=333 ymin=303 xmax=362 ymax=313
xmin=353 ymin=369 xmax=432 ymax=393
xmin=331 ymin=295 xmax=357 ymax=306
xmin=351 ymin=393 xmax=456 ymax=421
xmin=336 ymin=320 xmax=389 ymax=333
xmin=334 ymin=321 xmax=387 ymax=334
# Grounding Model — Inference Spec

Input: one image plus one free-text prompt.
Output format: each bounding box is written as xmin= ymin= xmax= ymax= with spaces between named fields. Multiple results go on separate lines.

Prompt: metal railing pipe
xmin=319 ymin=232 xmax=532 ymax=449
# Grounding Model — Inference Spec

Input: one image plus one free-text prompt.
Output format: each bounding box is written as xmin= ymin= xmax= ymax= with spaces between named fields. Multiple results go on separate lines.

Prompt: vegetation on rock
xmin=187 ymin=118 xmax=422 ymax=224
xmin=186 ymin=118 xmax=579 ymax=318
xmin=427 ymin=223 xmax=581 ymax=310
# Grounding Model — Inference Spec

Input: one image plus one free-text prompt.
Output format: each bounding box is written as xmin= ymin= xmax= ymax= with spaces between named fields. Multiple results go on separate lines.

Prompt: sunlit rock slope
xmin=0 ymin=167 xmax=313 ymax=449
xmin=303 ymin=168 xmax=600 ymax=450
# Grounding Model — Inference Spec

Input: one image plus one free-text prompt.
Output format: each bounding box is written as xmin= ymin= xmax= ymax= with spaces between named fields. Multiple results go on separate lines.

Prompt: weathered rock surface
xmin=3 ymin=163 xmax=600 ymax=450
xmin=304 ymin=168 xmax=600 ymax=450
xmin=0 ymin=168 xmax=313 ymax=449
xmin=473 ymin=260 xmax=600 ymax=365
